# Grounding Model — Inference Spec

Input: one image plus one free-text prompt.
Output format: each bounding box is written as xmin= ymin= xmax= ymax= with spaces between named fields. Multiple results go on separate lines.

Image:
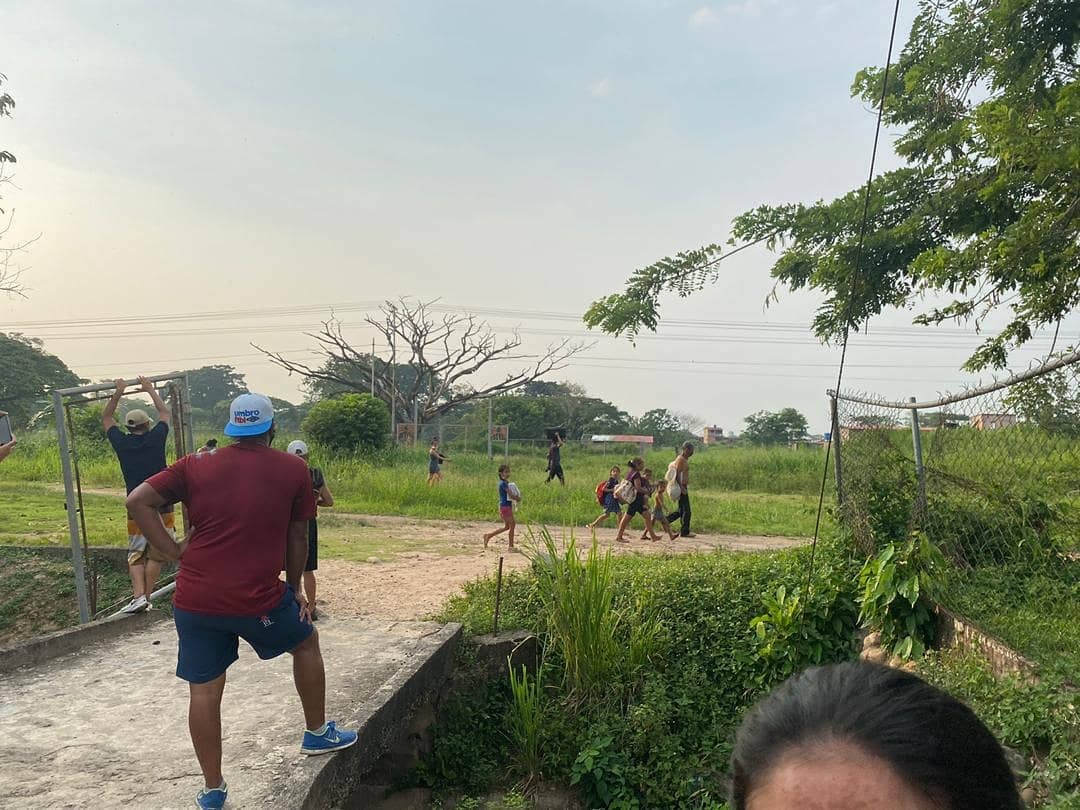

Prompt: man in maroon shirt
xmin=127 ymin=393 xmax=357 ymax=810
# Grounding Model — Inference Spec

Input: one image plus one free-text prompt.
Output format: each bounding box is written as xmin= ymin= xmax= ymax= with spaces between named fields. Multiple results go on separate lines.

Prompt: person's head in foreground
xmin=124 ymin=408 xmax=152 ymax=435
xmin=224 ymin=393 xmax=275 ymax=443
xmin=730 ymin=661 xmax=1022 ymax=810
xmin=287 ymin=439 xmax=309 ymax=460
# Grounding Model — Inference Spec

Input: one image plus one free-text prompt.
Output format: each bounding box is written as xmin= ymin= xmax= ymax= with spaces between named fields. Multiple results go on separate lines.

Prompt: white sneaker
xmin=120 ymin=595 xmax=149 ymax=614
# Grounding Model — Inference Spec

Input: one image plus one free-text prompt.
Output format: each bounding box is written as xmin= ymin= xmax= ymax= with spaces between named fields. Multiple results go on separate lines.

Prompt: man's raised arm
xmin=101 ymin=379 xmax=127 ymax=431
xmin=139 ymin=376 xmax=171 ymax=424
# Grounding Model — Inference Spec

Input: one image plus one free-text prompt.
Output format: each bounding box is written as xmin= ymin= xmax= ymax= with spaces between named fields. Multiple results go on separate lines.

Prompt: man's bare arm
xmin=317 ymin=483 xmax=334 ymax=508
xmin=139 ymin=376 xmax=171 ymax=424
xmin=126 ymin=483 xmax=184 ymax=561
xmin=285 ymin=520 xmax=309 ymax=593
xmin=102 ymin=379 xmax=126 ymax=431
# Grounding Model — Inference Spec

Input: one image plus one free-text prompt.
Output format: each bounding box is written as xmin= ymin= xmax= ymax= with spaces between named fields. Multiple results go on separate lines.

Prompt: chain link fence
xmin=831 ymin=350 xmax=1080 ymax=677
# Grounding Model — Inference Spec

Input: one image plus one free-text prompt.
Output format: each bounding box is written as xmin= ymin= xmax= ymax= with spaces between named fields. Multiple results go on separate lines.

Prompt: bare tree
xmin=0 ymin=72 xmax=32 ymax=298
xmin=255 ymin=298 xmax=591 ymax=423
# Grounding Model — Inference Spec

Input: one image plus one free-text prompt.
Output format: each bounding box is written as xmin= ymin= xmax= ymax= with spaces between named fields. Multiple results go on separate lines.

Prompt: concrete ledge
xmin=299 ymin=622 xmax=463 ymax=809
xmin=0 ymin=608 xmax=170 ymax=675
xmin=936 ymin=606 xmax=1039 ymax=683
xmin=471 ymin=630 xmax=539 ymax=680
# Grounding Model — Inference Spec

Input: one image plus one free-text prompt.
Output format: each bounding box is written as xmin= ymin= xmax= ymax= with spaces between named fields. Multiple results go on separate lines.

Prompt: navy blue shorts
xmin=603 ymin=495 xmax=621 ymax=515
xmin=173 ymin=586 xmax=314 ymax=684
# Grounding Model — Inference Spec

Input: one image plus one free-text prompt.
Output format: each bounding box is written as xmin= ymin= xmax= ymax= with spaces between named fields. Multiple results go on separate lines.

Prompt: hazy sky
xmin=2 ymin=0 xmax=1076 ymax=434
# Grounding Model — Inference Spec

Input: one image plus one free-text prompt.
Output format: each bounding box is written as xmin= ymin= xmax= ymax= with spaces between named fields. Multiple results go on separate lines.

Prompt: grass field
xmin=0 ymin=432 xmax=833 ymax=543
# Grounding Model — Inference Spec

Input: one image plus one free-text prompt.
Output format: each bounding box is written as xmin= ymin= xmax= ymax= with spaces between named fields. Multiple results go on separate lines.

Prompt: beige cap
xmin=125 ymin=409 xmax=151 ymax=428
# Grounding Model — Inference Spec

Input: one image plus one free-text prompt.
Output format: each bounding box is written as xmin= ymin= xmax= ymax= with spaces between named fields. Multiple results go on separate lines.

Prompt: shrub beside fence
xmin=831 ymin=350 xmax=1080 ymax=680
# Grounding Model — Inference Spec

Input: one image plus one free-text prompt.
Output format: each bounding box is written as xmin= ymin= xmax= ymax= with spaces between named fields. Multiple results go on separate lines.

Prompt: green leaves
xmin=857 ymin=532 xmax=947 ymax=661
xmin=586 ymin=0 xmax=1080 ymax=370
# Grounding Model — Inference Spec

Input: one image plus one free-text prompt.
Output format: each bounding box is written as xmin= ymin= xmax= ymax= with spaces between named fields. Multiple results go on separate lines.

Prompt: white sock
xmin=308 ymin=722 xmax=328 ymax=735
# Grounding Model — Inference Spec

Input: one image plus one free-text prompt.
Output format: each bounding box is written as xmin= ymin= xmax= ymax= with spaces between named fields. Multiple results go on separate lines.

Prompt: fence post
xmin=54 ymin=390 xmax=91 ymax=624
xmin=830 ymin=394 xmax=844 ymax=507
xmin=413 ymin=399 xmax=419 ymax=449
xmin=487 ymin=399 xmax=494 ymax=461
xmin=909 ymin=396 xmax=928 ymax=518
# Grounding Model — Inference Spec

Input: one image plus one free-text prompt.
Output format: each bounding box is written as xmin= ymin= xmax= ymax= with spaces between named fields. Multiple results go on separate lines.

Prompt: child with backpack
xmin=587 ymin=465 xmax=622 ymax=530
xmin=614 ymin=458 xmax=657 ymax=543
xmin=483 ymin=464 xmax=521 ymax=551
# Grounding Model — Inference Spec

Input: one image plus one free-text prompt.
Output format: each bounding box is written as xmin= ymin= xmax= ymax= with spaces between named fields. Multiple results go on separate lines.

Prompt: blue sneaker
xmin=301 ymin=720 xmax=358 ymax=755
xmin=195 ymin=782 xmax=227 ymax=809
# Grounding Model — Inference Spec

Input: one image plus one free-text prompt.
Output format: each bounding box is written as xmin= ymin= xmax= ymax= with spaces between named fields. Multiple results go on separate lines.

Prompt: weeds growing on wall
xmin=920 ymin=650 xmax=1080 ymax=806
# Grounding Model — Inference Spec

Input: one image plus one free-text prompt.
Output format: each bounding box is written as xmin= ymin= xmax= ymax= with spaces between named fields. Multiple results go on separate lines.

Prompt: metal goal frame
xmin=53 ymin=372 xmax=195 ymax=623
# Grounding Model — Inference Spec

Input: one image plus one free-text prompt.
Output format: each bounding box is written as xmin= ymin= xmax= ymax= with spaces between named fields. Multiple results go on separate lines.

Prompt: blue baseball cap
xmin=224 ymin=393 xmax=275 ymax=437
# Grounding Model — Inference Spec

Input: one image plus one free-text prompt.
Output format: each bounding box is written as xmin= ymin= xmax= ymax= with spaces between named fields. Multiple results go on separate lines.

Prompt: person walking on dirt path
xmin=483 ymin=463 xmax=521 ymax=551
xmin=587 ymin=465 xmax=622 ymax=530
xmin=666 ymin=442 xmax=695 ymax=538
xmin=103 ymin=376 xmax=177 ymax=614
xmin=287 ymin=440 xmax=334 ymax=621
xmin=126 ymin=393 xmax=358 ymax=810
xmin=427 ymin=439 xmax=449 ymax=485
xmin=642 ymin=478 xmax=677 ymax=541
xmin=614 ymin=458 xmax=656 ymax=543
xmin=546 ymin=432 xmax=565 ymax=485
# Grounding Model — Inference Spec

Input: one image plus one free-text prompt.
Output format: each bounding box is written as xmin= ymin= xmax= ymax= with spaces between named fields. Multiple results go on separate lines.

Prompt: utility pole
xmin=370 ymin=338 xmax=375 ymax=398
xmin=390 ymin=333 xmax=396 ymax=444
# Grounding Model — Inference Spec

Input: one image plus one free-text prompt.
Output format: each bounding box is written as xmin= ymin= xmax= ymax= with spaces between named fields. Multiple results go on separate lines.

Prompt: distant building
xmin=703 ymin=425 xmax=725 ymax=445
xmin=972 ymin=413 xmax=1016 ymax=431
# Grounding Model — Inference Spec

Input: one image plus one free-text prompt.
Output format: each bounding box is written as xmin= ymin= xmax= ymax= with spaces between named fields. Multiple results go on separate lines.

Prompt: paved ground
xmin=0 ymin=616 xmax=449 ymax=809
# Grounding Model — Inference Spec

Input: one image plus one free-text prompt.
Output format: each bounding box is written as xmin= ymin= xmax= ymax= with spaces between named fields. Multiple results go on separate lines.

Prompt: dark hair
xmin=498 ymin=464 xmax=510 ymax=476
xmin=730 ymin=662 xmax=1021 ymax=810
xmin=682 ymin=441 xmax=695 ymax=451
xmin=206 ymin=438 xmax=218 ymax=448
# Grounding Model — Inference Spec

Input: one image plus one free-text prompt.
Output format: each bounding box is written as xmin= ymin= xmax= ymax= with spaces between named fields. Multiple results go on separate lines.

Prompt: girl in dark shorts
xmin=427 ymin=439 xmax=449 ymax=485
xmin=614 ymin=458 xmax=656 ymax=543
xmin=587 ymin=465 xmax=622 ymax=530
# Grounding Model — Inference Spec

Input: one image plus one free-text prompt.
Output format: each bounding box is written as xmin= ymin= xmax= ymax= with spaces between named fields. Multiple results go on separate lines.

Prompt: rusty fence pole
xmin=493 ymin=556 xmax=505 ymax=634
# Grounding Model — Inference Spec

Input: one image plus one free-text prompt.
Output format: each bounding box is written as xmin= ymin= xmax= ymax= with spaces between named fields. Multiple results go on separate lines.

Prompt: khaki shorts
xmin=126 ymin=506 xmax=178 ymax=565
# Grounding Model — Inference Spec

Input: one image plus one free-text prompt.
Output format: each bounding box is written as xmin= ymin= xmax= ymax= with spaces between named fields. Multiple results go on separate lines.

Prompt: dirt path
xmin=40 ymin=485 xmax=806 ymax=621
xmin=313 ymin=513 xmax=805 ymax=621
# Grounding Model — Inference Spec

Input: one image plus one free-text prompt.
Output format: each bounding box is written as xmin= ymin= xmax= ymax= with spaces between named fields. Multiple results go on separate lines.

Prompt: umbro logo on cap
xmin=224 ymin=394 xmax=275 ymax=437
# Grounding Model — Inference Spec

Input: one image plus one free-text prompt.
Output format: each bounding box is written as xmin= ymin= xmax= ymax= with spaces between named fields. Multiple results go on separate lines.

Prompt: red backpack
xmin=595 ymin=480 xmax=607 ymax=505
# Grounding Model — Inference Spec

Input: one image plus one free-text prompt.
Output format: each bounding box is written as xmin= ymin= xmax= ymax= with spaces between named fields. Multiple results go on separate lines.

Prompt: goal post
xmin=53 ymin=372 xmax=195 ymax=623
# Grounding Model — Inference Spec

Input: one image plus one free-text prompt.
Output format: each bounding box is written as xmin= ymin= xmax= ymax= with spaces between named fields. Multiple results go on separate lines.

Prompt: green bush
xmin=920 ymin=650 xmax=1080 ymax=804
xmin=428 ymin=541 xmax=860 ymax=807
xmin=301 ymin=394 xmax=389 ymax=453
xmin=857 ymin=532 xmax=947 ymax=660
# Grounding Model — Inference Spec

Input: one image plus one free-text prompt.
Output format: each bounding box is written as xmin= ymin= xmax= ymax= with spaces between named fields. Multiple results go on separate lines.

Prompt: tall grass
xmin=530 ymin=530 xmax=662 ymax=699
xmin=1 ymin=430 xmax=831 ymax=537
xmin=507 ymin=661 xmax=546 ymax=781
